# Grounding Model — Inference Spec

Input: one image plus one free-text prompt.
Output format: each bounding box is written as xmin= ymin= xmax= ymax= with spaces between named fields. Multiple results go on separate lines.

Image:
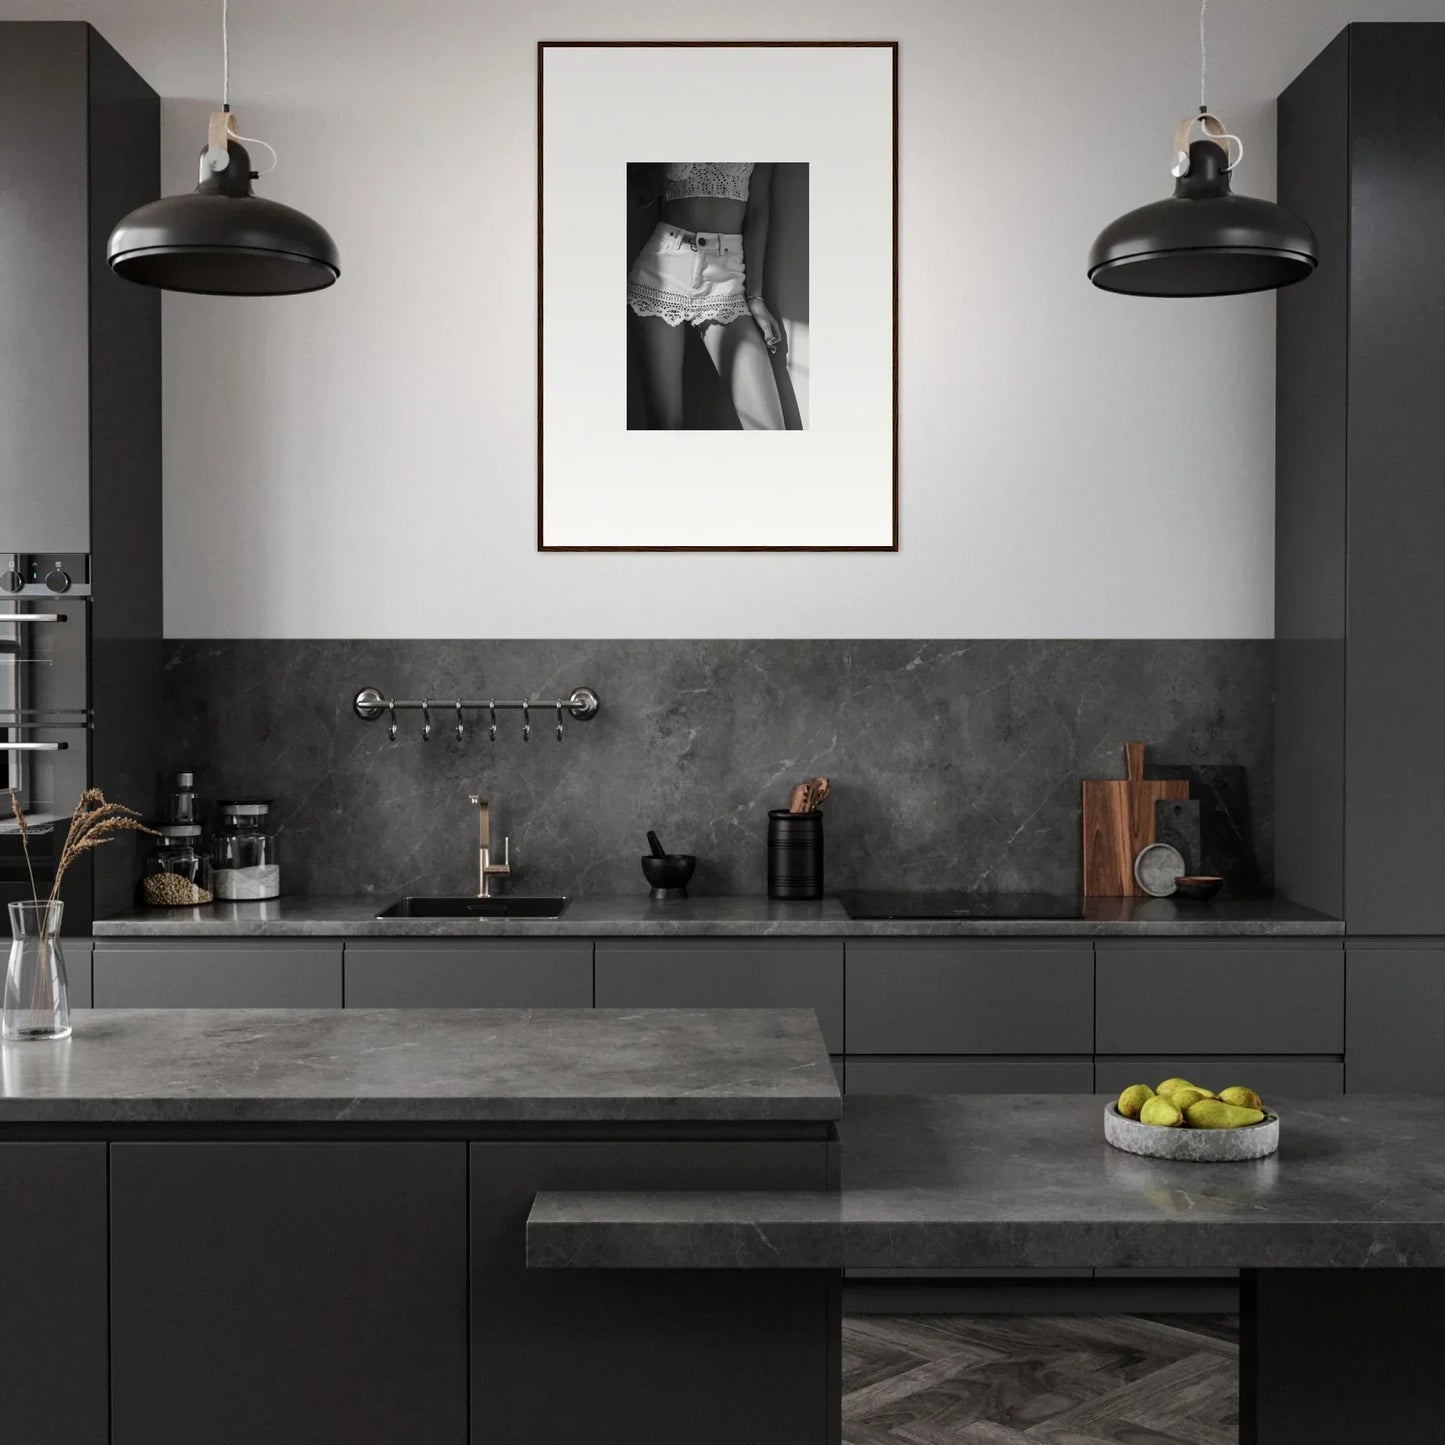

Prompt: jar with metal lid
xmin=142 ymin=825 xmax=214 ymax=907
xmin=211 ymin=800 xmax=281 ymax=901
xmin=164 ymin=770 xmax=199 ymax=825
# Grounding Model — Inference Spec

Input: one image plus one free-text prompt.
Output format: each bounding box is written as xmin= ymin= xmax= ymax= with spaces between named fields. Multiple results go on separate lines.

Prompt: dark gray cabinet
xmin=1095 ymin=1056 xmax=1344 ymax=1096
xmin=0 ymin=21 xmax=158 ymax=551
xmin=93 ymin=939 xmax=343 ymax=1007
xmin=846 ymin=940 xmax=1093 ymax=1055
xmin=1346 ymin=944 xmax=1445 ymax=1092
xmin=0 ymin=23 xmax=94 ymax=547
xmin=847 ymin=1057 xmax=1093 ymax=1094
xmin=595 ymin=939 xmax=844 ymax=1053
xmin=1277 ymin=25 xmax=1445 ymax=935
xmin=1095 ymin=941 xmax=1343 ymax=1055
xmin=82 ymin=930 xmax=1364 ymax=1094
xmin=344 ymin=939 xmax=592 ymax=1008
xmin=110 ymin=1142 xmax=468 ymax=1445
xmin=0 ymin=1144 xmax=108 ymax=1445
xmin=470 ymin=1139 xmax=834 ymax=1445
xmin=64 ymin=938 xmax=92 ymax=1008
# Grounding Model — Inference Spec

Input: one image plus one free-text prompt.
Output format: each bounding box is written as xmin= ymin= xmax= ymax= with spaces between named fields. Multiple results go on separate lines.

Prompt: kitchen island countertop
xmin=0 ymin=1007 xmax=840 ymax=1125
xmin=528 ymin=1092 xmax=1445 ymax=1270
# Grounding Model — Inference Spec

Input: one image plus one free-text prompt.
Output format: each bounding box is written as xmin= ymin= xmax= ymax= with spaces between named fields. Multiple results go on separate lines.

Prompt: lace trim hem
xmin=627 ymin=283 xmax=750 ymax=328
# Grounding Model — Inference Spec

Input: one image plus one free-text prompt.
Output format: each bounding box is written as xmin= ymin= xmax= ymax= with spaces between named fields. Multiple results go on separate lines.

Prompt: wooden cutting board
xmin=1082 ymin=742 xmax=1189 ymax=896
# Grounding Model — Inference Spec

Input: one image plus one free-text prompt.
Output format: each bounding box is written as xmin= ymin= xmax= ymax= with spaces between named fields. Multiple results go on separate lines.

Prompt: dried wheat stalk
xmin=10 ymin=789 xmax=158 ymax=944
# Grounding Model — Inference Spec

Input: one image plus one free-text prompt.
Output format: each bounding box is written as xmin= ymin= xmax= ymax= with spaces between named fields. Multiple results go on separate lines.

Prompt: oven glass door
xmin=1 ymin=599 xmax=88 ymax=814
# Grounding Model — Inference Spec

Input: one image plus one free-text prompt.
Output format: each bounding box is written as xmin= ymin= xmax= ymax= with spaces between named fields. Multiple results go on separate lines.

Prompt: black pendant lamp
xmin=1088 ymin=1 xmax=1315 ymax=297
xmin=107 ymin=0 xmax=338 ymax=296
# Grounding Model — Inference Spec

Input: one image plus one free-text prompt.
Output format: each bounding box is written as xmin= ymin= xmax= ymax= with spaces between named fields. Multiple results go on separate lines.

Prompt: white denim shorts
xmin=626 ymin=223 xmax=749 ymax=327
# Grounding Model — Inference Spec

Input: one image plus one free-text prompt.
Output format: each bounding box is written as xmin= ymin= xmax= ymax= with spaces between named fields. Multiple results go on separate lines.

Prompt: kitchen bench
xmin=529 ymin=1092 xmax=1445 ymax=1445
xmin=88 ymin=896 xmax=1350 ymax=1104
xmin=0 ymin=1006 xmax=840 ymax=1445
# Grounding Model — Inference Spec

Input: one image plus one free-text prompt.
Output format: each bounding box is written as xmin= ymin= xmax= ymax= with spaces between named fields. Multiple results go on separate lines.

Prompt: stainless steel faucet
xmin=467 ymin=795 xmax=511 ymax=897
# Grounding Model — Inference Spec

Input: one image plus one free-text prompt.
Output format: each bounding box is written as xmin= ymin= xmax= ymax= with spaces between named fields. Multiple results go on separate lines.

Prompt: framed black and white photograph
xmin=538 ymin=42 xmax=897 ymax=551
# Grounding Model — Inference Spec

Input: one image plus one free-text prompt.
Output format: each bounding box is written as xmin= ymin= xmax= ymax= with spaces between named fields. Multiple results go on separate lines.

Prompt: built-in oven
xmin=0 ymin=554 xmax=91 ymax=925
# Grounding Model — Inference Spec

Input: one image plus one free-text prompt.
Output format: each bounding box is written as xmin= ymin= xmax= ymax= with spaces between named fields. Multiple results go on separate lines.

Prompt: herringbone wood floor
xmin=842 ymin=1314 xmax=1239 ymax=1445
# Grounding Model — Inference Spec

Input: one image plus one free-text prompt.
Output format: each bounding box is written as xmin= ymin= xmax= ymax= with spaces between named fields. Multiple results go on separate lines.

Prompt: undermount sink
xmin=376 ymin=895 xmax=570 ymax=920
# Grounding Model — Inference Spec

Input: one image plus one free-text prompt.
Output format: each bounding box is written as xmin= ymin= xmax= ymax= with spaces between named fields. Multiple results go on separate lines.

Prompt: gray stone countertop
xmin=92 ymin=893 xmax=1343 ymax=938
xmin=528 ymin=1093 xmax=1445 ymax=1270
xmin=0 ymin=1008 xmax=840 ymax=1125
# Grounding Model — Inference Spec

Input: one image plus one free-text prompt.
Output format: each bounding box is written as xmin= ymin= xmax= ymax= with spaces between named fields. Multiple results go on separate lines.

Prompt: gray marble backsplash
xmin=162 ymin=640 xmax=1272 ymax=900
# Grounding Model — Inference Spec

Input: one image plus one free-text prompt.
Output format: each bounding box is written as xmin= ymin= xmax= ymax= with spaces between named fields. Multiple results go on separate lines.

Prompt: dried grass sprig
xmin=9 ymin=793 xmax=40 ymax=903
xmin=10 ymin=789 xmax=158 ymax=943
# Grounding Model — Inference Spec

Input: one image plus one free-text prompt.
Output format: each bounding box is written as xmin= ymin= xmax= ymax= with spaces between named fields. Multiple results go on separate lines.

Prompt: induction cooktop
xmin=836 ymin=891 xmax=1085 ymax=921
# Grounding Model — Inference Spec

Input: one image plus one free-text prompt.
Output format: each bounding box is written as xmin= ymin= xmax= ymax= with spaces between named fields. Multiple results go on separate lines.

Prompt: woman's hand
xmin=748 ymin=296 xmax=782 ymax=353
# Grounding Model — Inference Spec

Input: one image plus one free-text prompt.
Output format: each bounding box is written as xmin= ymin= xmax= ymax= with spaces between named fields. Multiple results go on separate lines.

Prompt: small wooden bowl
xmin=1173 ymin=875 xmax=1224 ymax=901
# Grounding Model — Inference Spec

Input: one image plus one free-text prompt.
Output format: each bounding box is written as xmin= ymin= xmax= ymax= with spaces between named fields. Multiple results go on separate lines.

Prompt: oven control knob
xmin=44 ymin=569 xmax=71 ymax=595
xmin=0 ymin=570 xmax=21 ymax=594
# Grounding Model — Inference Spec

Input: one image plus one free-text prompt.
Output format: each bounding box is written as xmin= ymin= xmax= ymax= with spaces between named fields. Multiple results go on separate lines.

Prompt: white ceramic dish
xmin=1134 ymin=842 xmax=1186 ymax=897
xmin=1104 ymin=1103 xmax=1280 ymax=1161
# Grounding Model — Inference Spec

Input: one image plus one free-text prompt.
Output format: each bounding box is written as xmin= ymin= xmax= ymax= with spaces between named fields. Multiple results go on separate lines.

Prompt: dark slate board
xmin=1154 ymin=798 xmax=1202 ymax=876
xmin=1147 ymin=764 xmax=1261 ymax=895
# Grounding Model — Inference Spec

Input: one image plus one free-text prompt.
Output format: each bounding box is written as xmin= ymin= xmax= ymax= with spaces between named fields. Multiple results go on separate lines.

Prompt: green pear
xmin=1185 ymin=1099 xmax=1266 ymax=1130
xmin=1117 ymin=1084 xmax=1154 ymax=1119
xmin=1140 ymin=1096 xmax=1185 ymax=1127
xmin=1218 ymin=1086 xmax=1264 ymax=1112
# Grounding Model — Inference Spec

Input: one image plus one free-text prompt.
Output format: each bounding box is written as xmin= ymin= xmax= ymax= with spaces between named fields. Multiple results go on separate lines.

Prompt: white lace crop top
xmin=662 ymin=162 xmax=753 ymax=203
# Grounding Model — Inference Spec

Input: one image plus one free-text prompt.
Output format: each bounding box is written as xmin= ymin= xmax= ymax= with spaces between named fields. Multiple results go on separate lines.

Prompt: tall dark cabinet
xmin=1276 ymin=23 xmax=1445 ymax=1089
xmin=0 ymin=22 xmax=161 ymax=929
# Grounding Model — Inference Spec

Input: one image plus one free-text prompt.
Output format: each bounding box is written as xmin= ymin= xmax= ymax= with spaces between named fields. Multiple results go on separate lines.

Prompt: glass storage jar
xmin=211 ymin=800 xmax=281 ymax=901
xmin=164 ymin=770 xmax=199 ymax=825
xmin=142 ymin=825 xmax=214 ymax=907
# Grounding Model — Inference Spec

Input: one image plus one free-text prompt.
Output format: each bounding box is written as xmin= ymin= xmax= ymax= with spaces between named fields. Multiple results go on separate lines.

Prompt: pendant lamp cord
xmin=1199 ymin=0 xmax=1207 ymax=112
xmin=212 ymin=0 xmax=279 ymax=175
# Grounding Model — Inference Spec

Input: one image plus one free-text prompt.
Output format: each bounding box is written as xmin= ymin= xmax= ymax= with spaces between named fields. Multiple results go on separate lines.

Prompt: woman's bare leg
xmin=636 ymin=315 xmax=686 ymax=429
xmin=702 ymin=316 xmax=785 ymax=431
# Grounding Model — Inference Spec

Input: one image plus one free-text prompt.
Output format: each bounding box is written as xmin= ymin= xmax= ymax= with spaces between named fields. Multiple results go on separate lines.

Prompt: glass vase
xmin=4 ymin=901 xmax=71 ymax=1042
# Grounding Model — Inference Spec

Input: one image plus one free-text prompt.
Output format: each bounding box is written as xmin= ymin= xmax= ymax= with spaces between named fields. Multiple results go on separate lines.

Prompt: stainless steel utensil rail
xmin=353 ymin=686 xmax=600 ymax=743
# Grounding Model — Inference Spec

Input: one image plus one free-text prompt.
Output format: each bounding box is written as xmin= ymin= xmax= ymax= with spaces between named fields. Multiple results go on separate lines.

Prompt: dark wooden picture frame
xmin=537 ymin=40 xmax=899 ymax=552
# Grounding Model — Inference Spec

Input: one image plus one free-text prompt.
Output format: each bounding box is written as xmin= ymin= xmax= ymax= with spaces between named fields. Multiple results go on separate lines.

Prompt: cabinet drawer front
xmin=0 ymin=1143 xmax=108 ymax=1443
xmin=344 ymin=941 xmax=592 ymax=1009
xmin=594 ymin=941 xmax=843 ymax=1053
xmin=846 ymin=942 xmax=1093 ymax=1055
xmin=1346 ymin=946 xmax=1445 ymax=1091
xmin=1095 ymin=942 xmax=1343 ymax=1054
xmin=846 ymin=1057 xmax=1095 ymax=1095
xmin=112 ymin=1143 xmax=467 ymax=1445
xmin=93 ymin=942 xmax=342 ymax=1008
xmin=1094 ymin=1056 xmax=1344 ymax=1096
xmin=471 ymin=1140 xmax=832 ymax=1444
xmin=65 ymin=939 xmax=92 ymax=1008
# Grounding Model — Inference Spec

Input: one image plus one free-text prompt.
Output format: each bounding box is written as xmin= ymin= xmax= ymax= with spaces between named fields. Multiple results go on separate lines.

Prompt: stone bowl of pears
xmin=1105 ymin=1078 xmax=1279 ymax=1162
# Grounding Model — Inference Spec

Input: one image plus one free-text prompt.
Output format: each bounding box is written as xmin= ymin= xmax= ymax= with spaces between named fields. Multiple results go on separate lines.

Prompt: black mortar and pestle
xmin=642 ymin=830 xmax=696 ymax=900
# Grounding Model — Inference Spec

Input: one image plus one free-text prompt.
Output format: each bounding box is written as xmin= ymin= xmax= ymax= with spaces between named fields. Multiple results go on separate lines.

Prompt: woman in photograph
xmin=627 ymin=162 xmax=786 ymax=431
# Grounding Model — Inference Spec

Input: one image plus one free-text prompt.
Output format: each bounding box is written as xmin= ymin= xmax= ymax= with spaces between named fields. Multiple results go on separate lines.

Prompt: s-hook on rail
xmin=352 ymin=686 xmax=600 ymax=743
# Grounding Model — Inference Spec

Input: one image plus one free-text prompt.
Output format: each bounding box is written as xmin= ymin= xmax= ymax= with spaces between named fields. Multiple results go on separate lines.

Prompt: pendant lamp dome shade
xmin=107 ymin=136 xmax=339 ymax=296
xmin=1088 ymin=138 xmax=1316 ymax=297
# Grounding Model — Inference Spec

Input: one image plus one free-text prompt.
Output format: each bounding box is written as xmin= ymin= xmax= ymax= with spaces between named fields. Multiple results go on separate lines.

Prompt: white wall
xmin=3 ymin=0 xmax=1440 ymax=639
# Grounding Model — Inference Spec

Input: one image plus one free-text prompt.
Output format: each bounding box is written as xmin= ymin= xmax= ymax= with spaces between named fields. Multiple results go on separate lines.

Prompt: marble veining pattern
xmin=0 ymin=1008 xmax=840 ymax=1124
xmin=527 ymin=1093 xmax=1445 ymax=1269
xmin=162 ymin=640 xmax=1272 ymax=899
